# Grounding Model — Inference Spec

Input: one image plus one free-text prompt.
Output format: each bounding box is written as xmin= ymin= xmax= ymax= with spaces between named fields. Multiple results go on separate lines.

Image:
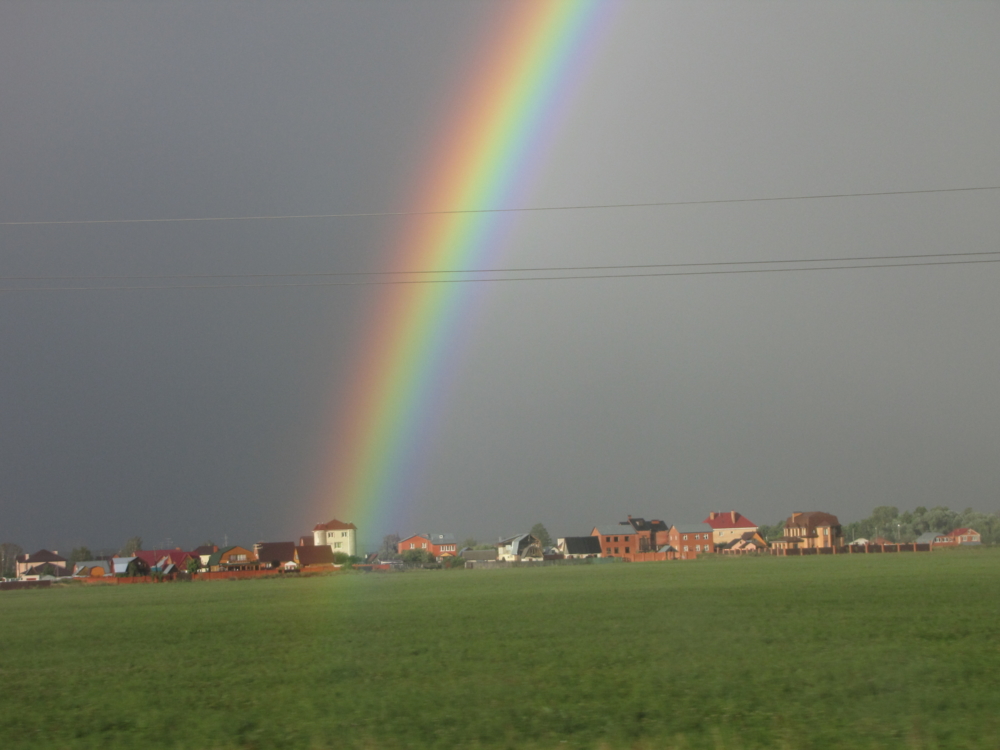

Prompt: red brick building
xmin=667 ymin=525 xmax=715 ymax=559
xmin=590 ymin=525 xmax=640 ymax=560
xmin=397 ymin=534 xmax=458 ymax=557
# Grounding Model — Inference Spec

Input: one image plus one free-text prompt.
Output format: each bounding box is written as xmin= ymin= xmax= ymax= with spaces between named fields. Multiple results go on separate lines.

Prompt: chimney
xmin=709 ymin=512 xmax=717 ymax=520
xmin=731 ymin=511 xmax=737 ymax=523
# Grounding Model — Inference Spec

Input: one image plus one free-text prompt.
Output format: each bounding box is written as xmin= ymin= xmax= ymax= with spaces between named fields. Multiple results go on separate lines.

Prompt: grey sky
xmin=2 ymin=1 xmax=998 ymax=553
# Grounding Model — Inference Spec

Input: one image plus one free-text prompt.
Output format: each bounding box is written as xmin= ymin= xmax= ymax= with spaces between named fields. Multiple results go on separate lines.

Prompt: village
xmin=5 ymin=510 xmax=983 ymax=585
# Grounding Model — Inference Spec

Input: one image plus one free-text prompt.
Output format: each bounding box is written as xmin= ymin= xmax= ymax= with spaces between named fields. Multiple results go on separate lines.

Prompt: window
xmin=614 ymin=547 xmax=619 ymax=554
xmin=342 ymin=532 xmax=347 ymax=537
xmin=625 ymin=547 xmax=630 ymax=554
xmin=683 ymin=535 xmax=688 ymax=541
xmin=824 ymin=528 xmax=829 ymax=535
xmin=683 ymin=546 xmax=689 ymax=552
xmin=334 ymin=542 xmax=342 ymax=548
xmin=625 ymin=536 xmax=630 ymax=542
xmin=696 ymin=545 xmax=701 ymax=552
xmin=409 ymin=543 xmax=415 ymax=549
xmin=613 ymin=536 xmax=619 ymax=542
xmin=606 ymin=536 xmax=611 ymax=543
xmin=421 ymin=543 xmax=427 ymax=548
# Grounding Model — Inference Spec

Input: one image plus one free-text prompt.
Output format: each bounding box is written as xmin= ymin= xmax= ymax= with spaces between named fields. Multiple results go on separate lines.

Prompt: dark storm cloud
xmin=2 ymin=1 xmax=999 ymax=553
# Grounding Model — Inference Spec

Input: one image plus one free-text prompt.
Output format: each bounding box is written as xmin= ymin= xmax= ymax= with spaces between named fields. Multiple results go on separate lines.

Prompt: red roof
xmin=313 ymin=519 xmax=357 ymax=531
xmin=295 ymin=545 xmax=336 ymax=566
xmin=135 ymin=549 xmax=195 ymax=567
xmin=703 ymin=511 xmax=756 ymax=530
xmin=951 ymin=528 xmax=977 ymax=536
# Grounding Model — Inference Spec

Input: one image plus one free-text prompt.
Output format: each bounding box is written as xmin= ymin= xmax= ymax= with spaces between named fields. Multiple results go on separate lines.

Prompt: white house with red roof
xmin=703 ymin=511 xmax=758 ymax=546
xmin=313 ymin=519 xmax=357 ymax=556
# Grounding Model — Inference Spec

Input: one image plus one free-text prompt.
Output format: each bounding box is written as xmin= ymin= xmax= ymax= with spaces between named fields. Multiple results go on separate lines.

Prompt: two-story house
xmin=770 ymin=511 xmax=843 ymax=550
xmin=703 ymin=511 xmax=758 ymax=546
xmin=313 ymin=519 xmax=358 ymax=556
xmin=667 ymin=525 xmax=715 ymax=559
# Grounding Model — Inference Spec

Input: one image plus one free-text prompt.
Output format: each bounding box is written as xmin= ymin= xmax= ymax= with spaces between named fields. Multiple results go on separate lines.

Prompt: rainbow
xmin=312 ymin=0 xmax=617 ymax=545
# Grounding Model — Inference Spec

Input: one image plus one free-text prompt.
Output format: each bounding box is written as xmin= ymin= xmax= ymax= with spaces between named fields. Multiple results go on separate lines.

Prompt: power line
xmin=2 ymin=249 xmax=999 ymax=281
xmin=0 ymin=185 xmax=997 ymax=227
xmin=2 ymin=257 xmax=998 ymax=292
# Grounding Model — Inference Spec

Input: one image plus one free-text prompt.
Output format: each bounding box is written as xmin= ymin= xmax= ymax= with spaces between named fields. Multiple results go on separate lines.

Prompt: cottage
xmin=949 ymin=528 xmax=981 ymax=545
xmin=15 ymin=550 xmax=68 ymax=578
xmin=703 ymin=511 xmax=758 ymax=546
xmin=770 ymin=511 xmax=843 ymax=550
xmin=207 ymin=546 xmax=258 ymax=571
xmin=294 ymin=545 xmax=337 ymax=568
xmin=667 ymin=525 xmax=715 ymax=559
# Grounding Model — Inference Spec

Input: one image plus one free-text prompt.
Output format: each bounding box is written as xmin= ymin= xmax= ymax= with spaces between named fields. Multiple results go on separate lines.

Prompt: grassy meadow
xmin=1 ymin=549 xmax=998 ymax=750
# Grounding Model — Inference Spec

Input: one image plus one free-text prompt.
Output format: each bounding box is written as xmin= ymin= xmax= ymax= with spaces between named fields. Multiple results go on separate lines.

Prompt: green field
xmin=2 ymin=549 xmax=998 ymax=749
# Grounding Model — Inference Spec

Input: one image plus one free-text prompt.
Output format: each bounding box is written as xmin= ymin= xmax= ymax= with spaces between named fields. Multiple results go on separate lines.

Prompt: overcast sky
xmin=2 ymin=1 xmax=999 ymax=553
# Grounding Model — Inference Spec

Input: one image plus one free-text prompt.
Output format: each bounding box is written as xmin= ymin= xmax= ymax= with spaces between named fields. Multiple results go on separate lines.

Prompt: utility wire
xmin=0 ymin=185 xmax=997 ymax=227
xmin=2 ymin=257 xmax=998 ymax=292
xmin=2 ymin=249 xmax=999 ymax=281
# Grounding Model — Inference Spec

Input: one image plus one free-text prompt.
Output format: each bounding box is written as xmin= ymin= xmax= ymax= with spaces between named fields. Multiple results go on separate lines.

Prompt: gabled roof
xmin=592 ymin=525 xmax=636 ymax=537
xmin=313 ymin=519 xmax=357 ymax=531
xmin=951 ymin=527 xmax=978 ymax=536
xmin=915 ymin=532 xmax=939 ymax=544
xmin=73 ymin=560 xmax=112 ymax=576
xmin=256 ymin=542 xmax=296 ymax=564
xmin=704 ymin=511 xmax=756 ymax=530
xmin=671 ymin=524 xmax=713 ymax=534
xmin=17 ymin=549 xmax=67 ymax=564
xmin=784 ymin=511 xmax=841 ymax=529
xmin=135 ymin=550 xmax=194 ymax=569
xmin=625 ymin=517 xmax=668 ymax=533
xmin=193 ymin=545 xmax=218 ymax=556
xmin=562 ymin=536 xmax=602 ymax=555
xmin=295 ymin=545 xmax=336 ymax=566
xmin=207 ymin=546 xmax=237 ymax=567
xmin=112 ymin=556 xmax=148 ymax=575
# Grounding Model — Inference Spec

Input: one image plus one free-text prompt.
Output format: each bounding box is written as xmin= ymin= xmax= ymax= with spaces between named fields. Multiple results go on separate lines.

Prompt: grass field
xmin=1 ymin=549 xmax=998 ymax=749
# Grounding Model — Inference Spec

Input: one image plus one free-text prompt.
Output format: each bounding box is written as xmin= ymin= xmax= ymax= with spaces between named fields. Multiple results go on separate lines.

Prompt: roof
xmin=135 ymin=550 xmax=194 ymax=568
xmin=295 ymin=545 xmax=336 ymax=566
xmin=915 ymin=532 xmax=939 ymax=544
xmin=625 ymin=517 xmax=668 ymax=533
xmin=784 ymin=511 xmax=841 ymax=529
xmin=207 ymin=546 xmax=237 ymax=567
xmin=427 ymin=533 xmax=456 ymax=544
xmin=256 ymin=542 xmax=296 ymax=564
xmin=562 ymin=536 xmax=603 ymax=555
xmin=951 ymin=528 xmax=978 ymax=536
xmin=17 ymin=549 xmax=67 ymax=564
xmin=313 ymin=519 xmax=357 ymax=531
xmin=704 ymin=511 xmax=756 ymax=530
xmin=671 ymin=524 xmax=713 ymax=534
xmin=592 ymin=525 xmax=636 ymax=537
xmin=193 ymin=545 xmax=218 ymax=556
xmin=112 ymin=556 xmax=146 ymax=575
xmin=657 ymin=545 xmax=677 ymax=553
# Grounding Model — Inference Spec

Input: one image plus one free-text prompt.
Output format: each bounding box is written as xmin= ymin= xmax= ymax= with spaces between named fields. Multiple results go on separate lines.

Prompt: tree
xmin=757 ymin=520 xmax=785 ymax=541
xmin=461 ymin=538 xmax=478 ymax=550
xmin=530 ymin=523 xmax=553 ymax=548
xmin=69 ymin=547 xmax=94 ymax=566
xmin=401 ymin=549 xmax=434 ymax=565
xmin=120 ymin=537 xmax=143 ymax=556
xmin=186 ymin=557 xmax=202 ymax=574
xmin=1 ymin=542 xmax=23 ymax=578
xmin=379 ymin=534 xmax=401 ymax=559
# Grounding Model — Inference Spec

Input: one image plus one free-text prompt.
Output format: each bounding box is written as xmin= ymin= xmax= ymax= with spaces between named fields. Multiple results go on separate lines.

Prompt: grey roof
xmin=593 ymin=525 xmax=635 ymax=536
xmin=427 ymin=533 xmax=456 ymax=544
xmin=657 ymin=545 xmax=677 ymax=553
xmin=915 ymin=532 xmax=942 ymax=544
xmin=672 ymin=524 xmax=713 ymax=534
xmin=112 ymin=556 xmax=138 ymax=575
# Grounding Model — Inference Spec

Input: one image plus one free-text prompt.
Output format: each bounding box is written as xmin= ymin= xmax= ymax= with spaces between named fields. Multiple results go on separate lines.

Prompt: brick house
xmin=623 ymin=516 xmax=670 ymax=551
xmin=703 ymin=511 xmax=758 ymax=546
xmin=312 ymin=519 xmax=357 ymax=556
xmin=949 ymin=528 xmax=981 ymax=545
xmin=591 ymin=525 xmax=640 ymax=559
xmin=770 ymin=511 xmax=843 ymax=550
xmin=667 ymin=525 xmax=715 ymax=559
xmin=295 ymin=545 xmax=337 ymax=568
xmin=397 ymin=533 xmax=458 ymax=557
xmin=15 ymin=550 xmax=68 ymax=578
xmin=254 ymin=542 xmax=297 ymax=569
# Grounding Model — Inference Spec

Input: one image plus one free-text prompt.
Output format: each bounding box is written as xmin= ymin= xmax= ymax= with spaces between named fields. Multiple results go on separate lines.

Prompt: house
xmin=849 ymin=537 xmax=870 ymax=546
xmin=556 ymin=536 xmax=603 ymax=559
xmin=703 ymin=511 xmax=758 ymax=546
xmin=590 ymin=524 xmax=640 ymax=559
xmin=193 ymin=545 xmax=218 ymax=567
xmin=949 ymin=528 xmax=981 ymax=545
xmin=623 ymin=516 xmax=670 ymax=551
xmin=397 ymin=533 xmax=458 ymax=558
xmin=254 ymin=542 xmax=297 ymax=569
xmin=496 ymin=534 xmax=542 ymax=561
xmin=770 ymin=512 xmax=843 ymax=550
xmin=73 ymin=560 xmax=113 ymax=578
xmin=312 ymin=519 xmax=357 ymax=556
xmin=15 ymin=550 xmax=68 ymax=578
xmin=207 ymin=546 xmax=258 ymax=571
xmin=667 ymin=525 xmax=715 ymax=559
xmin=294 ymin=545 xmax=337 ymax=568
xmin=915 ymin=531 xmax=952 ymax=547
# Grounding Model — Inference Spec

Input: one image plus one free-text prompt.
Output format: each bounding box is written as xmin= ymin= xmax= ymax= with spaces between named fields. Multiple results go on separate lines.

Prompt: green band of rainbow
xmin=313 ymin=0 xmax=617 ymax=544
